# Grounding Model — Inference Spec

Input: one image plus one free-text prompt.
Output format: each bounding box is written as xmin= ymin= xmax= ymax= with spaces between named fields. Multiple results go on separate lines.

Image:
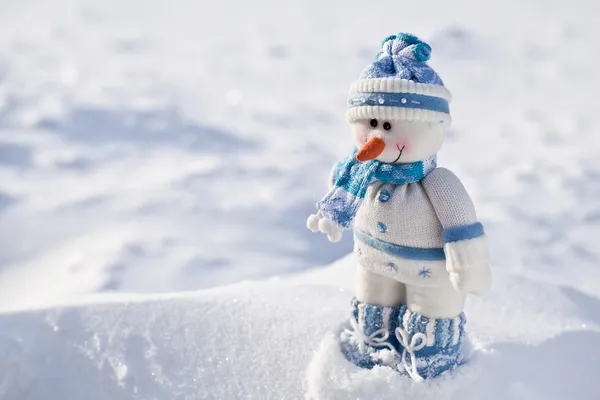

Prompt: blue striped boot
xmin=340 ymin=298 xmax=400 ymax=369
xmin=394 ymin=305 xmax=466 ymax=381
xmin=340 ymin=298 xmax=466 ymax=381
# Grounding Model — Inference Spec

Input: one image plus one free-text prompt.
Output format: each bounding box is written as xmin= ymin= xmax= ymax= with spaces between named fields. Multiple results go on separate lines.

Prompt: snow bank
xmin=1 ymin=256 xmax=598 ymax=399
xmin=0 ymin=281 xmax=348 ymax=399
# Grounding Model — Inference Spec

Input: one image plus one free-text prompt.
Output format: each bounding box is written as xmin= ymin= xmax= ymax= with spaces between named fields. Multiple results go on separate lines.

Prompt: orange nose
xmin=356 ymin=136 xmax=385 ymax=162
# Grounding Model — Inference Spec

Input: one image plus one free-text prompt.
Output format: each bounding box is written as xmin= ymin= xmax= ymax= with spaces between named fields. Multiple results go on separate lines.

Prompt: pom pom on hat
xmin=384 ymin=33 xmax=430 ymax=61
xmin=362 ymin=33 xmax=443 ymax=86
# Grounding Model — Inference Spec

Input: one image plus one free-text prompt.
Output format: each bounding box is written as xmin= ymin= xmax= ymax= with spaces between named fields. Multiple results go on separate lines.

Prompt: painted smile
xmin=391 ymin=144 xmax=405 ymax=163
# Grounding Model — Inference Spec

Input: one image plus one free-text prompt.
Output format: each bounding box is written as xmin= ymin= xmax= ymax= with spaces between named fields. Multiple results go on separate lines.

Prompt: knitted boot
xmin=340 ymin=298 xmax=466 ymax=381
xmin=394 ymin=305 xmax=466 ymax=381
xmin=340 ymin=298 xmax=400 ymax=369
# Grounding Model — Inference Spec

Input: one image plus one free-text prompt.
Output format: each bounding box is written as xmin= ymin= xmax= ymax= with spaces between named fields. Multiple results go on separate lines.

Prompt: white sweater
xmin=353 ymin=167 xmax=480 ymax=256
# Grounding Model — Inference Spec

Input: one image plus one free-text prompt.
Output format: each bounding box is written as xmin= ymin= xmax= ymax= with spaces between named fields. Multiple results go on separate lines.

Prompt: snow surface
xmin=0 ymin=256 xmax=599 ymax=399
xmin=1 ymin=0 xmax=600 ymax=398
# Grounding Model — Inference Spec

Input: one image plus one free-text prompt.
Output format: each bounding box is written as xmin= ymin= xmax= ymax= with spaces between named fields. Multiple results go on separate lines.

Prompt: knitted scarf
xmin=316 ymin=149 xmax=437 ymax=229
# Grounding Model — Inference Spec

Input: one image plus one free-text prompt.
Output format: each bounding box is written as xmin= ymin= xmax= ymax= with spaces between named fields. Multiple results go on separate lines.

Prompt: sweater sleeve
xmin=422 ymin=167 xmax=484 ymax=243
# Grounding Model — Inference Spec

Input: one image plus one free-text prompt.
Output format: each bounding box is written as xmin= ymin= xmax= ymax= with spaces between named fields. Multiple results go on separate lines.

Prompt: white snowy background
xmin=0 ymin=0 xmax=599 ymax=398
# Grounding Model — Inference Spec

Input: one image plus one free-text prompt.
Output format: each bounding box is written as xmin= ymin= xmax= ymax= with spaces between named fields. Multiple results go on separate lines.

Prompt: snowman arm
xmin=421 ymin=167 xmax=479 ymax=229
xmin=422 ymin=168 xmax=491 ymax=294
xmin=306 ymin=162 xmax=345 ymax=241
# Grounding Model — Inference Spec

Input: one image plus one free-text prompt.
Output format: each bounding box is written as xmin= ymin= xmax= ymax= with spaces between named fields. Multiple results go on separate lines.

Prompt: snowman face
xmin=351 ymin=119 xmax=445 ymax=163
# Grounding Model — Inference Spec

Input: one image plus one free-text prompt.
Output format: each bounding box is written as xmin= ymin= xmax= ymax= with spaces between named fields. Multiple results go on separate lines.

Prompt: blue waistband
xmin=354 ymin=229 xmax=446 ymax=261
xmin=348 ymin=92 xmax=450 ymax=115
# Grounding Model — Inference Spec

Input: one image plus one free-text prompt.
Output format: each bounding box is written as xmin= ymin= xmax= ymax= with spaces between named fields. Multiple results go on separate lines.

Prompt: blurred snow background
xmin=0 ymin=0 xmax=599 ymax=397
xmin=1 ymin=0 xmax=598 ymax=310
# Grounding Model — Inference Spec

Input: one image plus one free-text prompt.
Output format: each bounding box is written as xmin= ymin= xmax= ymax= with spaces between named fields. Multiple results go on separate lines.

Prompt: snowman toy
xmin=307 ymin=33 xmax=491 ymax=382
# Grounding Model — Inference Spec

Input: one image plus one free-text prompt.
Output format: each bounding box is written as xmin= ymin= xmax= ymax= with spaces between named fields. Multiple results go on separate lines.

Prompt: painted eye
xmin=383 ymin=122 xmax=392 ymax=131
xmin=369 ymin=119 xmax=378 ymax=128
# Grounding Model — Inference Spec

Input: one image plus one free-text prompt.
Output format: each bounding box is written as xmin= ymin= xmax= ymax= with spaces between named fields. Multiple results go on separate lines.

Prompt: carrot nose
xmin=356 ymin=136 xmax=385 ymax=162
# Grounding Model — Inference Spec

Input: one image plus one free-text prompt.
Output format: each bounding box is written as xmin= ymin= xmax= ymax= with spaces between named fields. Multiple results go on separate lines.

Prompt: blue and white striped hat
xmin=346 ymin=33 xmax=452 ymax=124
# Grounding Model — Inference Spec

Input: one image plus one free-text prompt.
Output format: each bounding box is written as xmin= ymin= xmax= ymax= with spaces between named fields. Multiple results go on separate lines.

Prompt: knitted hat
xmin=346 ymin=33 xmax=452 ymax=124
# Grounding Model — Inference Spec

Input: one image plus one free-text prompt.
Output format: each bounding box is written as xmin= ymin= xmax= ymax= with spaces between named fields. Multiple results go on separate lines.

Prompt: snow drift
xmin=1 ymin=256 xmax=598 ymax=399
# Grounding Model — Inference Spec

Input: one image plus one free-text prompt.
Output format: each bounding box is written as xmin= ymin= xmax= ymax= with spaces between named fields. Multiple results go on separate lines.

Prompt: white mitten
xmin=306 ymin=212 xmax=343 ymax=242
xmin=444 ymin=235 xmax=491 ymax=295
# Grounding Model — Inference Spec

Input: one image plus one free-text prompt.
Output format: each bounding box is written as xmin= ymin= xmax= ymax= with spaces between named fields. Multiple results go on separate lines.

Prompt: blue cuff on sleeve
xmin=442 ymin=222 xmax=485 ymax=243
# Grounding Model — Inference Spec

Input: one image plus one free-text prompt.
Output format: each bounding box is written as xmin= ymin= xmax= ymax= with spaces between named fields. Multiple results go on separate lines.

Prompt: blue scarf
xmin=316 ymin=150 xmax=437 ymax=229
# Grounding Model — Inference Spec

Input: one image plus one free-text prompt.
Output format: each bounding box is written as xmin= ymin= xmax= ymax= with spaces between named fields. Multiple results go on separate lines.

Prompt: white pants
xmin=355 ymin=263 xmax=466 ymax=319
